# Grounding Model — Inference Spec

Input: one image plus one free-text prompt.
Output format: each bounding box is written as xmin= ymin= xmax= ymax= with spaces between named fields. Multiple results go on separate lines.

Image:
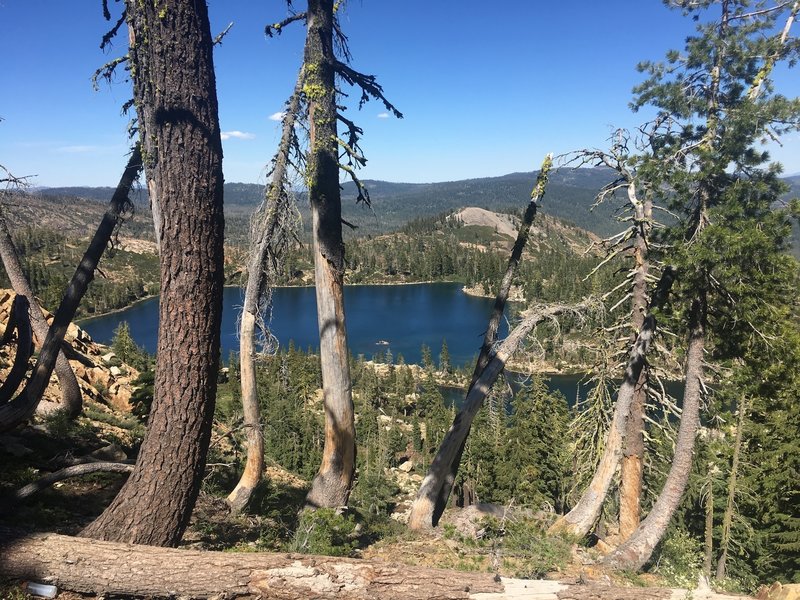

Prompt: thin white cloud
xmin=268 ymin=112 xmax=286 ymax=122
xmin=377 ymin=112 xmax=390 ymax=119
xmin=56 ymin=145 xmax=99 ymax=153
xmin=221 ymin=130 xmax=256 ymax=141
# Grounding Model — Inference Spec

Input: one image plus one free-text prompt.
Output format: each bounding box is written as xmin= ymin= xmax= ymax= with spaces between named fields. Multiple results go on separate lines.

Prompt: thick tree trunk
xmin=715 ymin=395 xmax=747 ymax=580
xmin=409 ymin=159 xmax=552 ymax=529
xmin=227 ymin=76 xmax=303 ymax=514
xmin=0 ymin=211 xmax=82 ymax=417
xmin=304 ymin=0 xmax=356 ymax=509
xmin=81 ymin=1 xmax=225 ymax=546
xmin=604 ymin=297 xmax=706 ymax=571
xmin=619 ymin=374 xmax=645 ymax=538
xmin=0 ymin=149 xmax=142 ymax=433
xmin=409 ymin=302 xmax=588 ymax=530
xmin=0 ymin=528 xmax=503 ymax=599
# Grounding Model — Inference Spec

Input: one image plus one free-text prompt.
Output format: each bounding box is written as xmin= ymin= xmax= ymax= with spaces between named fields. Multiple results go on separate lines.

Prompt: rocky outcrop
xmin=0 ymin=289 xmax=140 ymax=414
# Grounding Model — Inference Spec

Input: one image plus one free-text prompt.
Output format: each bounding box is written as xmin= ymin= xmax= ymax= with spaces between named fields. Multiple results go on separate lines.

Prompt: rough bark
xmin=81 ymin=0 xmax=225 ymax=546
xmin=409 ymin=159 xmax=553 ymax=529
xmin=227 ymin=75 xmax=303 ymax=514
xmin=304 ymin=0 xmax=356 ymax=509
xmin=604 ymin=297 xmax=706 ymax=571
xmin=0 ymin=528 xmax=503 ymax=599
xmin=715 ymin=395 xmax=747 ymax=580
xmin=0 ymin=209 xmax=82 ymax=417
xmin=409 ymin=301 xmax=588 ymax=530
xmin=0 ymin=294 xmax=33 ymax=404
xmin=0 ymin=148 xmax=142 ymax=433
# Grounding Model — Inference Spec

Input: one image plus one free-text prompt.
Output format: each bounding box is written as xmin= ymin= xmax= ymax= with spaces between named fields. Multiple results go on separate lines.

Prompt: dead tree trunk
xmin=0 ymin=148 xmax=142 ymax=433
xmin=0 ymin=209 xmax=82 ymax=417
xmin=6 ymin=462 xmax=133 ymax=505
xmin=81 ymin=0 xmax=225 ymax=546
xmin=0 ymin=294 xmax=33 ymax=404
xmin=409 ymin=301 xmax=589 ymax=530
xmin=303 ymin=0 xmax=356 ymax=509
xmin=408 ymin=158 xmax=552 ymax=529
xmin=227 ymin=75 xmax=304 ymax=514
xmin=603 ymin=297 xmax=706 ymax=571
xmin=549 ymin=315 xmax=656 ymax=537
xmin=619 ymin=193 xmax=653 ymax=540
xmin=715 ymin=395 xmax=747 ymax=580
xmin=0 ymin=528 xmax=503 ymax=599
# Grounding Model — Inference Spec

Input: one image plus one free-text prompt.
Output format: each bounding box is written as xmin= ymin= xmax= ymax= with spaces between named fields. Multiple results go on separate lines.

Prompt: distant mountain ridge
xmin=34 ymin=167 xmax=625 ymax=238
xmin=29 ymin=168 xmax=800 ymax=243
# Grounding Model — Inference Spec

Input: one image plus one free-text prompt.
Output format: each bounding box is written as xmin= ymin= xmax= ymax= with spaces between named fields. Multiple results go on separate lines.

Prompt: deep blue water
xmin=80 ymin=282 xmax=683 ymax=405
xmin=80 ymin=283 xmax=505 ymax=367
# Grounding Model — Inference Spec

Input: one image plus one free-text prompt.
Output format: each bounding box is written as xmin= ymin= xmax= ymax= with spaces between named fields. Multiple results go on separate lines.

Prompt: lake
xmin=80 ymin=282 xmax=505 ymax=367
xmin=79 ymin=282 xmax=682 ymax=406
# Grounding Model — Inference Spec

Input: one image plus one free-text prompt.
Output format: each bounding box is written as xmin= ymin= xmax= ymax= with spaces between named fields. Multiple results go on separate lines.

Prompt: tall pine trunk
xmin=304 ymin=0 xmax=356 ymax=508
xmin=82 ymin=0 xmax=225 ymax=546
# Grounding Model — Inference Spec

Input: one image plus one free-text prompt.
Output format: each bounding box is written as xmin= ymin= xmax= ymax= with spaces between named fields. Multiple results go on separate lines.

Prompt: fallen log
xmin=7 ymin=461 xmax=134 ymax=505
xmin=0 ymin=528 xmax=503 ymax=599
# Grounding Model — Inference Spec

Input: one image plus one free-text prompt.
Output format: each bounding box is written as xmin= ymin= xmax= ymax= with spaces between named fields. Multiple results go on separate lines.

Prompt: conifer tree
xmin=605 ymin=0 xmax=800 ymax=571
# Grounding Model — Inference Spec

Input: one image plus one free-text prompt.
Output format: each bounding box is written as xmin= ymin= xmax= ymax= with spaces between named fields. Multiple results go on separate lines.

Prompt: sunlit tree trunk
xmin=227 ymin=75 xmax=303 ymax=514
xmin=604 ymin=297 xmax=706 ymax=571
xmin=304 ymin=0 xmax=356 ymax=508
xmin=619 ymin=194 xmax=652 ymax=540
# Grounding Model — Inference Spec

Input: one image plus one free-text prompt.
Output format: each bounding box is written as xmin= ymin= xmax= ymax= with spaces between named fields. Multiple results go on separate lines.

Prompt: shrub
xmin=289 ymin=508 xmax=357 ymax=557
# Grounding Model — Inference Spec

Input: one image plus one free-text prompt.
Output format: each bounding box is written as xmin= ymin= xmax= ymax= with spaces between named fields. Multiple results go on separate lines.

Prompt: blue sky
xmin=1 ymin=1 xmax=798 ymax=187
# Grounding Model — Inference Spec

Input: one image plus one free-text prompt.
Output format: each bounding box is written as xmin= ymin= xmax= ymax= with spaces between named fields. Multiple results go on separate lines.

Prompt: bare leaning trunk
xmin=604 ymin=297 xmax=706 ymax=571
xmin=408 ymin=158 xmax=552 ymax=529
xmin=0 ymin=209 xmax=82 ymax=417
xmin=227 ymin=76 xmax=303 ymax=514
xmin=549 ymin=314 xmax=656 ymax=537
xmin=303 ymin=0 xmax=356 ymax=509
xmin=409 ymin=302 xmax=586 ymax=532
xmin=81 ymin=1 xmax=225 ymax=546
xmin=0 ymin=149 xmax=142 ymax=433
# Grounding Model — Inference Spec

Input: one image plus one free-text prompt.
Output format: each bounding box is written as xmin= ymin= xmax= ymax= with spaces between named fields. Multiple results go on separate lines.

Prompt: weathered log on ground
xmin=0 ymin=528 xmax=502 ymax=599
xmin=0 ymin=529 xmax=753 ymax=599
